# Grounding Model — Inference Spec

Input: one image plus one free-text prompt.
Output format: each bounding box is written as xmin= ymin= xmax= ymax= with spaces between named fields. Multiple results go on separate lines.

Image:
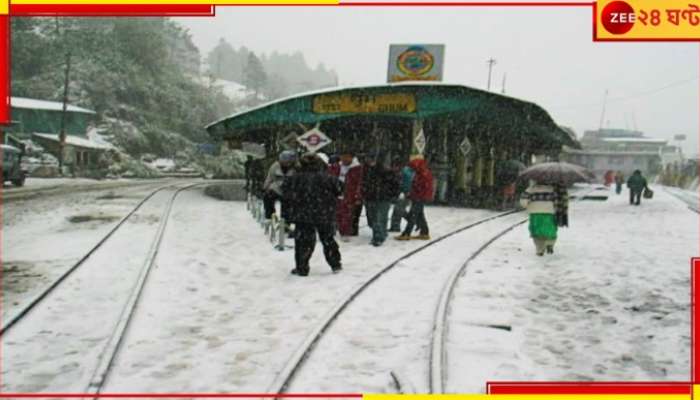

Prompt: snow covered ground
xmin=2 ymin=181 xmax=173 ymax=317
xmin=447 ymin=186 xmax=695 ymax=391
xmin=1 ymin=184 xmax=696 ymax=393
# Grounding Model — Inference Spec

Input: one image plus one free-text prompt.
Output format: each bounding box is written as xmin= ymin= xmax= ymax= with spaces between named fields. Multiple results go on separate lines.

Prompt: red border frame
xmin=1 ymin=4 xmax=699 ymax=397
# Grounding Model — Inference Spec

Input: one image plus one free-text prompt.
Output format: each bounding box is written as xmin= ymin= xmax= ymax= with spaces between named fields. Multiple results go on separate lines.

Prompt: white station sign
xmin=297 ymin=127 xmax=332 ymax=153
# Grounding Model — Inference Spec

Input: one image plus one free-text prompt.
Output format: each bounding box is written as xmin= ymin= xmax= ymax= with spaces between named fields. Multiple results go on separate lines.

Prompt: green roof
xmin=206 ymin=83 xmax=579 ymax=149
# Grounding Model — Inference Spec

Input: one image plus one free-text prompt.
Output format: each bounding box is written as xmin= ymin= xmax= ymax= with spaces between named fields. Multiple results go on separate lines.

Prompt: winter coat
xmin=282 ymin=171 xmax=343 ymax=225
xmin=400 ymin=166 xmax=415 ymax=194
xmin=519 ymin=184 xmax=556 ymax=214
xmin=264 ymin=161 xmax=295 ymax=195
xmin=627 ymin=172 xmax=648 ymax=192
xmin=362 ymin=165 xmax=400 ymax=202
xmin=408 ymin=159 xmax=434 ymax=202
xmin=329 ymin=159 xmax=363 ymax=204
xmin=614 ymin=172 xmax=625 ymax=184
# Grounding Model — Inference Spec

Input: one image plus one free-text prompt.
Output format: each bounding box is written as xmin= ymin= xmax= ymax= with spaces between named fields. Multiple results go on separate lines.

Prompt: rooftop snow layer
xmin=11 ymin=97 xmax=96 ymax=115
xmin=33 ymin=133 xmax=113 ymax=150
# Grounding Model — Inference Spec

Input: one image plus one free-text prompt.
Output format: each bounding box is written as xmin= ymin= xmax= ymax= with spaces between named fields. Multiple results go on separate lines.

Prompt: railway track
xmin=266 ymin=186 xmax=598 ymax=395
xmin=2 ymin=179 xmax=170 ymax=203
xmin=429 ymin=185 xmax=601 ymax=394
xmin=1 ymin=182 xmax=181 ymax=334
xmin=1 ymin=181 xmax=209 ymax=395
xmin=662 ymin=186 xmax=699 ymax=213
xmin=266 ymin=209 xmax=526 ymax=396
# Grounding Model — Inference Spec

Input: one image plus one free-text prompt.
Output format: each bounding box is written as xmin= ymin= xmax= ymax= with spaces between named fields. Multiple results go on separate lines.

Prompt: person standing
xmin=501 ymin=181 xmax=517 ymax=210
xmin=389 ymin=158 xmax=414 ymax=232
xmin=244 ymin=155 xmax=254 ymax=191
xmin=263 ymin=150 xmax=297 ymax=223
xmin=329 ymin=150 xmax=363 ymax=241
xmin=519 ymin=181 xmax=564 ymax=256
xmin=363 ymin=152 xmax=400 ymax=246
xmin=396 ymin=158 xmax=433 ymax=241
xmin=614 ymin=170 xmax=625 ymax=195
xmin=604 ymin=170 xmax=614 ymax=187
xmin=283 ymin=153 xmax=343 ymax=276
xmin=627 ymin=169 xmax=648 ymax=206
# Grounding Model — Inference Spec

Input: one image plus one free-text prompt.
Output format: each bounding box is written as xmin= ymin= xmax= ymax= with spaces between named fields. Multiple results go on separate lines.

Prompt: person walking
xmin=519 ymin=181 xmax=567 ymax=256
xmin=283 ymin=153 xmax=343 ymax=276
xmin=614 ymin=170 xmax=625 ymax=195
xmin=263 ymin=150 xmax=297 ymax=223
xmin=329 ymin=150 xmax=363 ymax=241
xmin=389 ymin=158 xmax=414 ymax=232
xmin=396 ymin=158 xmax=433 ymax=241
xmin=627 ymin=169 xmax=648 ymax=206
xmin=363 ymin=152 xmax=400 ymax=246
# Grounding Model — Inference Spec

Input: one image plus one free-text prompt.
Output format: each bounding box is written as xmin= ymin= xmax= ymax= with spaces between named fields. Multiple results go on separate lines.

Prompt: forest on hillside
xmin=11 ymin=18 xmax=339 ymax=163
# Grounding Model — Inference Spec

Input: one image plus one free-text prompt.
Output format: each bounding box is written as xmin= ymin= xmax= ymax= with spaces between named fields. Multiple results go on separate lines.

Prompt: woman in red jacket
xmin=328 ymin=150 xmax=364 ymax=240
xmin=396 ymin=158 xmax=433 ymax=241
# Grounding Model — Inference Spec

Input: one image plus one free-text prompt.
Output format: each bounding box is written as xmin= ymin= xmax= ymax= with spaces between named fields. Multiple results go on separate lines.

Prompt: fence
xmin=246 ymin=192 xmax=291 ymax=251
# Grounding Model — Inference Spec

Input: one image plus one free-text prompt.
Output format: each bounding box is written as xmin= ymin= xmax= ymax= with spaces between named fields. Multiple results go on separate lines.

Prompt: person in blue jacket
xmin=389 ymin=157 xmax=415 ymax=232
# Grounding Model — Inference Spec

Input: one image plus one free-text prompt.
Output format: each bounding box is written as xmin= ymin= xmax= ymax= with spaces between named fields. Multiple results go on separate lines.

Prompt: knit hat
xmin=279 ymin=150 xmax=297 ymax=162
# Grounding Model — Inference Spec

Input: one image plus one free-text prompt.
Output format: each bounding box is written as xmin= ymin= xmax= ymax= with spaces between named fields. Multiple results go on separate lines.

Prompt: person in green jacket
xmin=627 ymin=169 xmax=648 ymax=206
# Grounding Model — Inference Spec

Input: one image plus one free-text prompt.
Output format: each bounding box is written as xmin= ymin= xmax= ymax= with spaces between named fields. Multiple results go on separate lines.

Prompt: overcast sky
xmin=177 ymin=7 xmax=699 ymax=155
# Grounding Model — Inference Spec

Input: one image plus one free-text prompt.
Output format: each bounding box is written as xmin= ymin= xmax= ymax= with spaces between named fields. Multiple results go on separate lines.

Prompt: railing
xmin=246 ymin=192 xmax=291 ymax=251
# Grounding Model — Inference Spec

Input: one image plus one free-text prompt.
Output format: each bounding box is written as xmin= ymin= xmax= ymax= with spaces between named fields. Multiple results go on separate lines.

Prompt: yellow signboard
xmin=595 ymin=0 xmax=700 ymax=40
xmin=313 ymin=93 xmax=416 ymax=114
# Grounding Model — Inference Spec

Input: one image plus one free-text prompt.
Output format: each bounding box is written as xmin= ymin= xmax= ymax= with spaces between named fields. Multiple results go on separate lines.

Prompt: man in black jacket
xmin=282 ymin=153 xmax=343 ymax=276
xmin=363 ymin=152 xmax=400 ymax=246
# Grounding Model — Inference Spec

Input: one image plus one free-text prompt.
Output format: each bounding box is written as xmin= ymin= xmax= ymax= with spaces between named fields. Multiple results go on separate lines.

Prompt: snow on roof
xmin=1 ymin=144 xmax=21 ymax=153
xmin=11 ymin=97 xmax=96 ymax=115
xmin=32 ymin=133 xmax=113 ymax=150
xmin=205 ymin=82 xmax=523 ymax=130
xmin=602 ymin=137 xmax=667 ymax=144
xmin=212 ymin=79 xmax=248 ymax=100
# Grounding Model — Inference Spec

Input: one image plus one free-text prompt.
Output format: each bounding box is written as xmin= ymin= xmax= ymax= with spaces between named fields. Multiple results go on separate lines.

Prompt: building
xmin=8 ymin=97 xmax=97 ymax=139
xmin=4 ymin=97 xmax=112 ymax=176
xmin=561 ymin=128 xmax=674 ymax=178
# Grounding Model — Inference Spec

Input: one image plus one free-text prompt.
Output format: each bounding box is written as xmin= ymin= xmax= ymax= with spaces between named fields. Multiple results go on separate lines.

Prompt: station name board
xmin=312 ymin=93 xmax=416 ymax=114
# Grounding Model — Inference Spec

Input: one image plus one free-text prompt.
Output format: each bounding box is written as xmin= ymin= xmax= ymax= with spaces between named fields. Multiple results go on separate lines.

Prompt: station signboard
xmin=387 ymin=44 xmax=445 ymax=83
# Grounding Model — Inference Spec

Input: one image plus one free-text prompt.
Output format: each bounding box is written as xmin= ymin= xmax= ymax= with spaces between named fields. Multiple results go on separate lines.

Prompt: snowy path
xmin=284 ymin=212 xmax=527 ymax=394
xmin=102 ymin=189 xmax=500 ymax=393
xmin=447 ymin=185 xmax=696 ymax=392
xmin=2 ymin=184 xmax=696 ymax=393
xmin=663 ymin=186 xmax=699 ymax=213
xmin=2 ymin=182 xmax=173 ymax=318
xmin=1 ymin=187 xmax=185 ymax=392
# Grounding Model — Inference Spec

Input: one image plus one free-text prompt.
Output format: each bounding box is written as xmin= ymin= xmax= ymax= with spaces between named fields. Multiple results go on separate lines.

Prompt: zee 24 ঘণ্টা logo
xmin=397 ymin=46 xmax=435 ymax=77
xmin=600 ymin=0 xmax=700 ymax=35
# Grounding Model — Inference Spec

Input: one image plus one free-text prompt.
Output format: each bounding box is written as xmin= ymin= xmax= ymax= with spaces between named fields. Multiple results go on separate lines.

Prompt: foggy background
xmin=179 ymin=7 xmax=699 ymax=155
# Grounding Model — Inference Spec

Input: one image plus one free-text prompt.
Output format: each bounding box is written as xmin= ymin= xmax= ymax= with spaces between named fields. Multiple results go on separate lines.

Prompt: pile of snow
xmin=194 ymin=76 xmax=249 ymax=102
xmin=149 ymin=158 xmax=176 ymax=172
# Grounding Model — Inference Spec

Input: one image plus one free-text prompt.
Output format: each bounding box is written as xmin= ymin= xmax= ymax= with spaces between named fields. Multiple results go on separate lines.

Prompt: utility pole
xmin=501 ymin=73 xmax=507 ymax=94
xmin=58 ymin=51 xmax=71 ymax=172
xmin=486 ymin=58 xmax=497 ymax=91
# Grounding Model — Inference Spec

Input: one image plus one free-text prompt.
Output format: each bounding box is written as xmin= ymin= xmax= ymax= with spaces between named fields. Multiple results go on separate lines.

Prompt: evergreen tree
xmin=243 ymin=52 xmax=267 ymax=97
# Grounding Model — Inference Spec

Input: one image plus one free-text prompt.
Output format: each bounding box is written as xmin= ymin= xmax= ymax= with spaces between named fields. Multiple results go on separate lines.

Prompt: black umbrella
xmin=518 ymin=162 xmax=594 ymax=185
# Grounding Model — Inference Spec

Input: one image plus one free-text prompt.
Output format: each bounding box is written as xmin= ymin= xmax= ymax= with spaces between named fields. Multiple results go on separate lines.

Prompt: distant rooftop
xmin=583 ymin=128 xmax=644 ymax=138
xmin=11 ymin=97 xmax=96 ymax=115
xmin=602 ymin=137 xmax=668 ymax=144
xmin=33 ymin=133 xmax=112 ymax=150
